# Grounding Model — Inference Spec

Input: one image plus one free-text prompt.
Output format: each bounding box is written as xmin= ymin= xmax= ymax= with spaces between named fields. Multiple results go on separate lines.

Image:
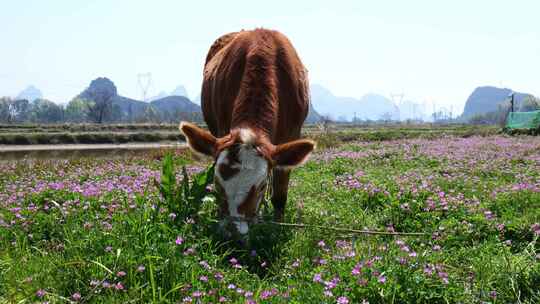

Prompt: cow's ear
xmin=179 ymin=122 xmax=217 ymax=157
xmin=271 ymin=139 xmax=316 ymax=169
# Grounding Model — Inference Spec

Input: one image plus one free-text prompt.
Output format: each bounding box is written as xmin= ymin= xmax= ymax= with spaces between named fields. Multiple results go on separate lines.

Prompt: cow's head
xmin=179 ymin=122 xmax=315 ymax=236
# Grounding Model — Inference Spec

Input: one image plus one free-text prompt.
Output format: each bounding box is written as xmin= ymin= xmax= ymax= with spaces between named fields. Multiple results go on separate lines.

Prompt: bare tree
xmin=317 ymin=115 xmax=333 ymax=134
xmin=380 ymin=112 xmax=393 ymax=123
xmin=86 ymin=89 xmax=114 ymax=123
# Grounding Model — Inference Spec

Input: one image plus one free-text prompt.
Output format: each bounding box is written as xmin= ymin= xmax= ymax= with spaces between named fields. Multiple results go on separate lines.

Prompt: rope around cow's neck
xmin=221 ymin=214 xmax=427 ymax=236
xmin=217 ymin=168 xmax=427 ymax=237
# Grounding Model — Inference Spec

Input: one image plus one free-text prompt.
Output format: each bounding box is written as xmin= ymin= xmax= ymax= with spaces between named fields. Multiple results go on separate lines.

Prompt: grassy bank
xmin=0 ymin=124 xmax=499 ymax=145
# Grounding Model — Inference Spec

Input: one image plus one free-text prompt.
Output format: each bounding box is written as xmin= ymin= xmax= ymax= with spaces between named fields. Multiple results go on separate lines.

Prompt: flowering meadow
xmin=1 ymin=134 xmax=539 ymax=303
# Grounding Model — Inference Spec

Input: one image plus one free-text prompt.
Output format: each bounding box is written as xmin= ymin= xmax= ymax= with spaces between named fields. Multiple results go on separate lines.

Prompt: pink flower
xmin=72 ymin=292 xmax=81 ymax=301
xmin=36 ymin=289 xmax=46 ymax=298
xmin=531 ymin=223 xmax=540 ymax=235
xmin=337 ymin=296 xmax=349 ymax=304
xmin=175 ymin=236 xmax=184 ymax=245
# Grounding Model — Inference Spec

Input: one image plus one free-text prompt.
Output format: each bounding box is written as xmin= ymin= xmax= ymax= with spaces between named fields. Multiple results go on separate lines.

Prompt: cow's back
xmin=201 ymin=29 xmax=309 ymax=144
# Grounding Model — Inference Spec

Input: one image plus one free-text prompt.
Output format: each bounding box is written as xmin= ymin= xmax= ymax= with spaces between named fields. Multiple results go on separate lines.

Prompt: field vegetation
xmin=0 ymin=123 xmax=499 ymax=145
xmin=1 ymin=129 xmax=539 ymax=303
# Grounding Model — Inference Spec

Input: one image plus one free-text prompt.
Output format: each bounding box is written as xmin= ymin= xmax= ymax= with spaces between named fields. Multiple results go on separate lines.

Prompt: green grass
xmin=0 ymin=133 xmax=539 ymax=303
xmin=0 ymin=123 xmax=498 ymax=145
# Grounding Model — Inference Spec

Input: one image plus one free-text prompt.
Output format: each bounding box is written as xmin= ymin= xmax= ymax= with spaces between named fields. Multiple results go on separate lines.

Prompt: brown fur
xmin=238 ymin=185 xmax=259 ymax=218
xmin=217 ymin=144 xmax=241 ymax=180
xmin=202 ymin=28 xmax=309 ymax=143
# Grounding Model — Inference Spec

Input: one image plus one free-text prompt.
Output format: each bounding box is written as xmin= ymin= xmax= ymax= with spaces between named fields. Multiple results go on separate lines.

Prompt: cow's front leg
xmin=271 ymin=168 xmax=291 ymax=222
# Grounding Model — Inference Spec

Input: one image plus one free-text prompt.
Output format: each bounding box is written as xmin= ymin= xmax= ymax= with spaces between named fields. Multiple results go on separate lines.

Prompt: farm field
xmin=0 ymin=123 xmax=499 ymax=145
xmin=1 ymin=133 xmax=539 ymax=303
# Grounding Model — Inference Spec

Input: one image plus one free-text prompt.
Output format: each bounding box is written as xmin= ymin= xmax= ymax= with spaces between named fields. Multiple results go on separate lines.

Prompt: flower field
xmin=1 ymin=134 xmax=539 ymax=303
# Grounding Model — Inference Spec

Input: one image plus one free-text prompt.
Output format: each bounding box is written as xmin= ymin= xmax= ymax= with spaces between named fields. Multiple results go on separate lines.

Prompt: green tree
xmin=520 ymin=96 xmax=540 ymax=112
xmin=31 ymin=99 xmax=63 ymax=123
xmin=11 ymin=99 xmax=32 ymax=122
xmin=65 ymin=98 xmax=89 ymax=122
xmin=0 ymin=97 xmax=13 ymax=123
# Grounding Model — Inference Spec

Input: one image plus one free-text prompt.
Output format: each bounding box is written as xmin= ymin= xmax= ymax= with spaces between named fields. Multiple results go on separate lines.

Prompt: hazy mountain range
xmin=148 ymin=85 xmax=190 ymax=102
xmin=11 ymin=81 xmax=537 ymax=123
xmin=76 ymin=78 xmax=201 ymax=122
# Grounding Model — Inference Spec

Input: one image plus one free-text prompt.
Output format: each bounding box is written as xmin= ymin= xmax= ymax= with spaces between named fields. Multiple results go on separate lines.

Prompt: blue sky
xmin=1 ymin=0 xmax=539 ymax=113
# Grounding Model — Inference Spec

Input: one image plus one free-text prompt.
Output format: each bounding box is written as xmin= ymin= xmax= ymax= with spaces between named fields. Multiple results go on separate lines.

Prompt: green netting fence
xmin=506 ymin=110 xmax=540 ymax=130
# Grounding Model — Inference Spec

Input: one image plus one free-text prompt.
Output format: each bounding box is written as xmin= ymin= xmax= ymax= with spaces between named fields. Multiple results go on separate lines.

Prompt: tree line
xmin=0 ymin=96 xmax=203 ymax=124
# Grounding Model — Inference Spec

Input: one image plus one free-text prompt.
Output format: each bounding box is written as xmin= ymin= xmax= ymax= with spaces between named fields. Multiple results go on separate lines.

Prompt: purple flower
xmin=175 ymin=236 xmax=184 ymax=245
xmin=192 ymin=291 xmax=203 ymax=298
xmin=116 ymin=271 xmax=126 ymax=277
xmin=199 ymin=275 xmax=208 ymax=282
xmin=182 ymin=296 xmax=193 ymax=303
xmin=313 ymin=273 xmax=323 ymax=283
xmin=36 ymin=289 xmax=46 ymax=298
xmin=531 ymin=223 xmax=540 ymax=235
xmin=199 ymin=260 xmax=211 ymax=270
xmin=72 ymin=292 xmax=81 ymax=301
xmin=424 ymin=264 xmax=434 ymax=276
xmin=351 ymin=264 xmax=362 ymax=276
xmin=214 ymin=272 xmax=224 ymax=281
xmin=260 ymin=290 xmax=273 ymax=299
xmin=337 ymin=296 xmax=349 ymax=304
xmin=137 ymin=265 xmax=146 ymax=272
xmin=378 ymin=275 xmax=386 ymax=284
xmin=183 ymin=247 xmax=195 ymax=255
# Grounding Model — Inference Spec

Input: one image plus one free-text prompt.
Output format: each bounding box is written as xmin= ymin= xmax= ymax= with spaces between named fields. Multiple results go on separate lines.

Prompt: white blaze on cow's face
xmin=214 ymin=129 xmax=269 ymax=235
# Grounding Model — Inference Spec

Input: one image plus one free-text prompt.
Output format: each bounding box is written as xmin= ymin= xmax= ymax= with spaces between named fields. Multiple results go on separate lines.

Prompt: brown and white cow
xmin=180 ymin=29 xmax=315 ymax=235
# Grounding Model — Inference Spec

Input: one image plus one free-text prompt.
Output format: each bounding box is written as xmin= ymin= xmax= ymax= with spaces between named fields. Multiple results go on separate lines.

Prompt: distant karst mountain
xmin=305 ymin=102 xmax=322 ymax=124
xmin=148 ymin=85 xmax=190 ymax=102
xmin=171 ymin=85 xmax=189 ymax=99
xmin=16 ymin=85 xmax=43 ymax=102
xmin=77 ymin=77 xmax=202 ymax=122
xmin=461 ymin=86 xmax=532 ymax=118
xmin=310 ymin=84 xmax=399 ymax=121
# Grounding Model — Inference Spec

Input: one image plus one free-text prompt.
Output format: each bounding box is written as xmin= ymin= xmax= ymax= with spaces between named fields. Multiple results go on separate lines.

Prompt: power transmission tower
xmin=390 ymin=93 xmax=404 ymax=121
xmin=137 ymin=73 xmax=153 ymax=102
